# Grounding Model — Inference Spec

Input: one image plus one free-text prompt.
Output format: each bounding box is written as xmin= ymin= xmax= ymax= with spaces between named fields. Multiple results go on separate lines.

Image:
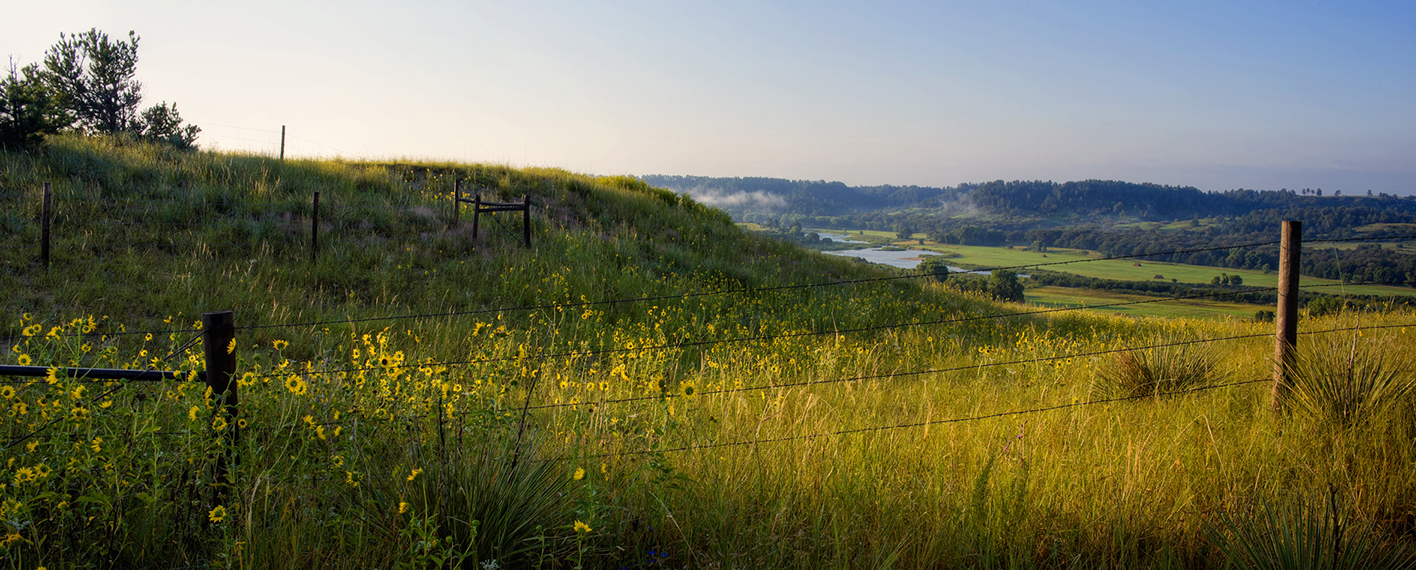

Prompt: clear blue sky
xmin=6 ymin=0 xmax=1414 ymax=193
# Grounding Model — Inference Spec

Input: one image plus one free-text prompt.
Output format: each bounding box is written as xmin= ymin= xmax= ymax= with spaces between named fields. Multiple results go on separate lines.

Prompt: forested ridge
xmin=645 ymin=174 xmax=1416 ymax=282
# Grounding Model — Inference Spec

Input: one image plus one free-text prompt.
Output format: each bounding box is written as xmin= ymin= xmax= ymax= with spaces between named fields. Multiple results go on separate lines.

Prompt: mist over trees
xmin=0 ymin=28 xmax=199 ymax=150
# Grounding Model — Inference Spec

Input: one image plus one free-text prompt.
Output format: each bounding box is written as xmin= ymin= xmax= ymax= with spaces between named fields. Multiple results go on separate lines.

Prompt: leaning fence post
xmin=1272 ymin=220 xmax=1301 ymax=411
xmin=522 ymin=195 xmax=531 ymax=247
xmin=41 ymin=182 xmax=51 ymax=268
xmin=202 ymin=311 xmax=239 ymax=503
xmin=311 ymin=191 xmax=320 ymax=264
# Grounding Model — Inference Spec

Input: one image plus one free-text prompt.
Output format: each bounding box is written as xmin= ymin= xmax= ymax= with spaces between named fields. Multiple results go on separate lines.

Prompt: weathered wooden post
xmin=1272 ymin=221 xmax=1301 ymax=410
xmin=279 ymin=125 xmax=286 ymax=161
xmin=311 ymin=191 xmax=320 ymax=264
xmin=41 ymin=182 xmax=52 ymax=268
xmin=522 ymin=195 xmax=531 ymax=247
xmin=202 ymin=311 xmax=239 ymax=502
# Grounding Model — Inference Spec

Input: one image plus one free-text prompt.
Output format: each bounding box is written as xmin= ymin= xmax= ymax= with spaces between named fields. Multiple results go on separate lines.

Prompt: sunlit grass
xmin=3 ymin=136 xmax=1416 ymax=568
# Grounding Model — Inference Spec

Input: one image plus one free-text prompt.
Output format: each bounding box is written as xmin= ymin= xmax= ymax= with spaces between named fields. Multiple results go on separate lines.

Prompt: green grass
xmin=907 ymin=243 xmax=1416 ymax=298
xmin=3 ymin=136 xmax=1416 ymax=568
xmin=1025 ymin=286 xmax=1265 ymax=320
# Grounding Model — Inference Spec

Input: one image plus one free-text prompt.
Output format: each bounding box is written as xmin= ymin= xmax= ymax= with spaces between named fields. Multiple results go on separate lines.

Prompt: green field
xmin=918 ymin=242 xmax=1415 ymax=298
xmin=1026 ymin=286 xmax=1263 ymax=320
xmin=811 ymin=228 xmax=1416 ymax=298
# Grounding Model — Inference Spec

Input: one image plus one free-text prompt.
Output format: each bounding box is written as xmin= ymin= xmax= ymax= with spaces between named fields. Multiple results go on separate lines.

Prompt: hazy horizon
xmin=5 ymin=1 xmax=1414 ymax=194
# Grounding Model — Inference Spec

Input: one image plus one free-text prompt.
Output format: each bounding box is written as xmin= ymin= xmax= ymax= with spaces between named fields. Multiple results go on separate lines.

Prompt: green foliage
xmin=0 ymin=61 xmax=65 ymax=150
xmin=1208 ymin=489 xmax=1416 ymax=570
xmin=36 ymin=28 xmax=200 ymax=148
xmin=42 ymin=29 xmax=144 ymax=134
xmin=137 ymin=101 xmax=200 ymax=150
xmin=1285 ymin=328 xmax=1416 ymax=427
xmin=1095 ymin=333 xmax=1226 ymax=398
xmin=990 ymin=269 xmax=1025 ymax=303
xmin=917 ymin=257 xmax=950 ymax=282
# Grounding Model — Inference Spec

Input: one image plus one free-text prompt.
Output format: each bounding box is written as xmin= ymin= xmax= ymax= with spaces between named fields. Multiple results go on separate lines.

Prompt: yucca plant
xmin=1285 ymin=329 xmax=1415 ymax=427
xmin=1095 ymin=335 xmax=1226 ymax=399
xmin=1207 ymin=489 xmax=1416 ymax=570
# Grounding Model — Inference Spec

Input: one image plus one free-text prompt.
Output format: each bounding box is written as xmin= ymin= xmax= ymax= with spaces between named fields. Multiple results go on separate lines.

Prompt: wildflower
xmin=212 ymin=416 xmax=228 ymax=431
xmin=407 ymin=468 xmax=423 ymax=482
xmin=208 ymin=505 xmax=226 ymax=523
xmin=574 ymin=520 xmax=592 ymax=533
xmin=90 ymin=437 xmax=102 ymax=453
xmin=16 ymin=354 xmax=31 ymax=366
xmin=227 ymin=338 xmax=236 ymax=354
xmin=273 ymin=339 xmax=289 ymax=350
xmin=22 ymin=325 xmax=40 ymax=337
xmin=346 ymin=471 xmax=359 ymax=487
xmin=189 ymin=406 xmax=200 ymax=422
xmin=0 ymin=387 xmax=13 ymax=400
xmin=399 ymin=502 xmax=410 ymax=514
xmin=573 ymin=467 xmax=585 ymax=481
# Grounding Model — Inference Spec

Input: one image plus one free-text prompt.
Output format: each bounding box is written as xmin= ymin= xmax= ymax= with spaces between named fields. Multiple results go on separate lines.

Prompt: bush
xmin=917 ymin=257 xmax=950 ymax=282
xmin=1207 ymin=489 xmax=1416 ymax=570
xmin=1285 ymin=329 xmax=1416 ymax=427
xmin=1095 ymin=335 xmax=1225 ymax=399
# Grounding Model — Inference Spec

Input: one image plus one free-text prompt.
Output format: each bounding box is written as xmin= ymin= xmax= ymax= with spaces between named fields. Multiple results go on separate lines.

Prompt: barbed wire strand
xmin=252 ymin=284 xmax=1289 ymax=381
xmin=4 ymin=331 xmax=204 ymax=449
xmin=552 ymin=378 xmax=1273 ymax=463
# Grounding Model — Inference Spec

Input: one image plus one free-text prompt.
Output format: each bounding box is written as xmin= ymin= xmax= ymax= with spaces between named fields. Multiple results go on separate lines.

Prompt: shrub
xmin=1285 ymin=329 xmax=1416 ymax=427
xmin=1095 ymin=335 xmax=1226 ymax=399
xmin=1207 ymin=489 xmax=1416 ymax=570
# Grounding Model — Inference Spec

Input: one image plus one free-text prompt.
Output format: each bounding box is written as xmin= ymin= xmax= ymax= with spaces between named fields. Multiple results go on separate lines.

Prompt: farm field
xmin=1025 ymin=286 xmax=1263 ymax=320
xmin=899 ymin=238 xmax=1415 ymax=298
xmin=3 ymin=138 xmax=1416 ymax=569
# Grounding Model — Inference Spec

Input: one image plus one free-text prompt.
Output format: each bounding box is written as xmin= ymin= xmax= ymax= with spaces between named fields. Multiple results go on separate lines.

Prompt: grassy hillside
xmin=3 ymin=137 xmax=1416 ymax=569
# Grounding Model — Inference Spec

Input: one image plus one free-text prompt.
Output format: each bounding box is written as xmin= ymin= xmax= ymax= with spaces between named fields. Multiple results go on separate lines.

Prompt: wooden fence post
xmin=472 ymin=193 xmax=481 ymax=240
xmin=311 ymin=191 xmax=320 ymax=264
xmin=202 ymin=311 xmax=239 ymax=502
xmin=522 ymin=195 xmax=531 ymax=247
xmin=41 ymin=182 xmax=51 ymax=268
xmin=280 ymin=125 xmax=286 ymax=161
xmin=1273 ymin=220 xmax=1301 ymax=411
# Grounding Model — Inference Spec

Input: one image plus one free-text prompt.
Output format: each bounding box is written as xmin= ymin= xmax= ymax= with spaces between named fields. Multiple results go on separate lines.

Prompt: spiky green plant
xmin=1286 ymin=328 xmax=1416 ymax=427
xmin=1095 ymin=335 xmax=1226 ymax=399
xmin=1208 ymin=489 xmax=1416 ymax=570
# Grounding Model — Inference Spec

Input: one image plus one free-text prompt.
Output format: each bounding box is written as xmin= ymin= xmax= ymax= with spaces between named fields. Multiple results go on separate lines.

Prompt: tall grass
xmin=1094 ymin=332 xmax=1228 ymax=399
xmin=2 ymin=136 xmax=1416 ymax=568
xmin=1286 ymin=321 xmax=1416 ymax=427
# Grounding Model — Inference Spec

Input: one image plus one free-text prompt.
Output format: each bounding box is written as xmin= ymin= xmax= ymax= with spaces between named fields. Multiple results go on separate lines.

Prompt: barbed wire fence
xmin=5 ymin=206 xmax=1416 ymax=466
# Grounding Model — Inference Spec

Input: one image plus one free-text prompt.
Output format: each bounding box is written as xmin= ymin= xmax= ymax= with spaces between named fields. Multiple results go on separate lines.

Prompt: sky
xmin=4 ymin=0 xmax=1415 ymax=193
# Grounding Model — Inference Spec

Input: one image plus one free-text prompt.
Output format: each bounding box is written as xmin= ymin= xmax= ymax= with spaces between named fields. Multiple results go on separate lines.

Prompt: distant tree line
xmin=1 ymin=28 xmax=199 ymax=151
xmin=642 ymin=175 xmax=1416 ymax=224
